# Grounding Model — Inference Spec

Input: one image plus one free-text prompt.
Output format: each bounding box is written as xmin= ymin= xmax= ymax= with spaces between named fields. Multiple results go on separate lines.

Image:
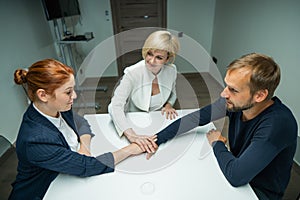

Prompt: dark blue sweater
xmin=9 ymin=104 xmax=115 ymax=200
xmin=156 ymin=97 xmax=297 ymax=199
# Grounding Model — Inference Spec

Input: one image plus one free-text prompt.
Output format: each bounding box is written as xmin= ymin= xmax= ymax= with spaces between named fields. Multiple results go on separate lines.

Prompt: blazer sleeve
xmin=26 ymin=129 xmax=114 ymax=177
xmin=156 ymin=97 xmax=226 ymax=145
xmin=109 ymin=72 xmax=134 ymax=136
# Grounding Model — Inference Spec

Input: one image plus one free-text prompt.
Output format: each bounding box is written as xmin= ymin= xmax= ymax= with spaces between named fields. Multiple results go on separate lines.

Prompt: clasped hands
xmin=124 ymin=128 xmax=227 ymax=160
xmin=124 ymin=128 xmax=158 ymax=159
xmin=129 ymin=103 xmax=177 ymax=156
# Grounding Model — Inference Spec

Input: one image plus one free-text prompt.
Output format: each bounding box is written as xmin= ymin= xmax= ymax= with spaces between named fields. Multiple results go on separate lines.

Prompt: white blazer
xmin=108 ymin=60 xmax=177 ymax=136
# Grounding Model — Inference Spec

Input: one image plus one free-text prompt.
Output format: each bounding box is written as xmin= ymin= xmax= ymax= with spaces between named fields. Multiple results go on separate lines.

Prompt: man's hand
xmin=146 ymin=152 xmax=155 ymax=160
xmin=206 ymin=129 xmax=227 ymax=146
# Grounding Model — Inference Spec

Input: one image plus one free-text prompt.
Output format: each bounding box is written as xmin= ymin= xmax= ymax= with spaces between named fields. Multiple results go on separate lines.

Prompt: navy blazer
xmin=9 ymin=103 xmax=114 ymax=200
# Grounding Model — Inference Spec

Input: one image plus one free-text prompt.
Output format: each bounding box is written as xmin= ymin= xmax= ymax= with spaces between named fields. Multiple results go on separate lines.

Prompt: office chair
xmin=0 ymin=135 xmax=13 ymax=163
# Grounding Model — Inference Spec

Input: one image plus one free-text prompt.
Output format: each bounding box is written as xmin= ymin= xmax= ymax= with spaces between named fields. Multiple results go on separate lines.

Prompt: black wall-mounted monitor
xmin=41 ymin=0 xmax=81 ymax=21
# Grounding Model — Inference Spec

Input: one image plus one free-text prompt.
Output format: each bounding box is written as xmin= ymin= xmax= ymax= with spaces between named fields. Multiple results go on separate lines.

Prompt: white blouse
xmin=149 ymin=93 xmax=162 ymax=111
xmin=33 ymin=103 xmax=79 ymax=152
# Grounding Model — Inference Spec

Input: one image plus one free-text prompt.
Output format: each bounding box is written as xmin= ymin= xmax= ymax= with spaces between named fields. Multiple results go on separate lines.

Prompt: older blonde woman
xmin=108 ymin=30 xmax=180 ymax=153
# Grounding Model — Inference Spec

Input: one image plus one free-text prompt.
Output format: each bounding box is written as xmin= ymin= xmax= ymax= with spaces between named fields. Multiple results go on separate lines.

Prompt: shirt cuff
xmin=96 ymin=152 xmax=115 ymax=172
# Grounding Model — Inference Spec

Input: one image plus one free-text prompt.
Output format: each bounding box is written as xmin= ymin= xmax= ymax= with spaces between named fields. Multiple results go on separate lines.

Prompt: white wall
xmin=168 ymin=0 xmax=215 ymax=54
xmin=211 ymin=0 xmax=300 ymax=163
xmin=0 ymin=0 xmax=57 ymax=143
xmin=72 ymin=0 xmax=216 ymax=81
xmin=74 ymin=0 xmax=118 ymax=77
xmin=167 ymin=0 xmax=216 ymax=73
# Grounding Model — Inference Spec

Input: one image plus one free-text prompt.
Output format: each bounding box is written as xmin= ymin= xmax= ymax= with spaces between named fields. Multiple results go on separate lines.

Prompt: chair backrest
xmin=0 ymin=135 xmax=12 ymax=158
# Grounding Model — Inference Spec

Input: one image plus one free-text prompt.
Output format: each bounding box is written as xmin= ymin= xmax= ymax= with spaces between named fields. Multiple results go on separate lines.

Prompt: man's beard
xmin=226 ymin=99 xmax=255 ymax=112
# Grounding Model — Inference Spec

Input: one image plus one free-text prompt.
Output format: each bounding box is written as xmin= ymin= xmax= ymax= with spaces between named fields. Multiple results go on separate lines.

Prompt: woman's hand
xmin=78 ymin=145 xmax=91 ymax=156
xmin=127 ymin=143 xmax=145 ymax=155
xmin=77 ymin=134 xmax=92 ymax=156
xmin=113 ymin=143 xmax=145 ymax=165
xmin=161 ymin=103 xmax=178 ymax=120
xmin=124 ymin=128 xmax=158 ymax=153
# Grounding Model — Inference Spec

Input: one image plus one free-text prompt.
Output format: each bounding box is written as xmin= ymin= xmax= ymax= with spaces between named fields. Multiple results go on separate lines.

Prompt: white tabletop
xmin=44 ymin=109 xmax=258 ymax=200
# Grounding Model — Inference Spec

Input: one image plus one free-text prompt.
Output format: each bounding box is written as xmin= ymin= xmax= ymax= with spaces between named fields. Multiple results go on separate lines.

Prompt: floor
xmin=1 ymin=73 xmax=299 ymax=200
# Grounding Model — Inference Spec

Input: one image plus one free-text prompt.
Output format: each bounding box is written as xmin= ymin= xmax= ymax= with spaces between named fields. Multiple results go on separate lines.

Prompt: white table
xmin=44 ymin=109 xmax=258 ymax=200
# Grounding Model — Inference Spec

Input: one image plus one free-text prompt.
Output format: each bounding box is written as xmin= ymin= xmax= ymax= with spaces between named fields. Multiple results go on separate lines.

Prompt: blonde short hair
xmin=142 ymin=30 xmax=180 ymax=63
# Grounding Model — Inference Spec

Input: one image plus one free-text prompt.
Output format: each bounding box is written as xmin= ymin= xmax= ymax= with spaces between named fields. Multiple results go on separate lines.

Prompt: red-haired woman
xmin=9 ymin=59 xmax=148 ymax=200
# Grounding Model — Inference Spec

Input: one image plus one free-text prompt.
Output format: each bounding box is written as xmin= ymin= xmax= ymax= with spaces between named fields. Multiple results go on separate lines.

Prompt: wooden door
xmin=110 ymin=0 xmax=167 ymax=77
